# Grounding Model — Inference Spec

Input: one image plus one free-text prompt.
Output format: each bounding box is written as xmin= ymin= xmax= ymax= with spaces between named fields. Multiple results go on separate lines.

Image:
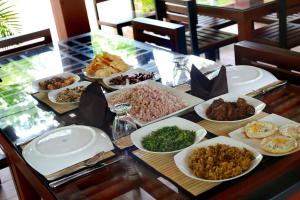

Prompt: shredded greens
xmin=141 ymin=126 xmax=196 ymax=152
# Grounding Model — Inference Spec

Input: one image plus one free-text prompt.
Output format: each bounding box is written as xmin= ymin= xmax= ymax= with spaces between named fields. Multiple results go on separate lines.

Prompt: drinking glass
xmin=111 ymin=103 xmax=137 ymax=140
xmin=172 ymin=56 xmax=190 ymax=86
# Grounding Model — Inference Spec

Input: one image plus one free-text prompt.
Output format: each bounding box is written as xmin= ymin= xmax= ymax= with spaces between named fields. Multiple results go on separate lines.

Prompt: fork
xmin=49 ymin=156 xmax=123 ymax=188
xmin=252 ymin=81 xmax=287 ymax=96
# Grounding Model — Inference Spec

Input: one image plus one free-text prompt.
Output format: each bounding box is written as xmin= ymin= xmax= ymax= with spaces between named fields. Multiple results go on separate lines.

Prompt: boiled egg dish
xmin=279 ymin=123 xmax=300 ymax=140
xmin=260 ymin=135 xmax=297 ymax=154
xmin=245 ymin=121 xmax=278 ymax=138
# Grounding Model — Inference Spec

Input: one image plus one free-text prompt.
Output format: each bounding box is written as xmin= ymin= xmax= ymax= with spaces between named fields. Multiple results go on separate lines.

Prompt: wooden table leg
xmin=10 ymin=165 xmax=41 ymax=200
xmin=238 ymin=19 xmax=254 ymax=40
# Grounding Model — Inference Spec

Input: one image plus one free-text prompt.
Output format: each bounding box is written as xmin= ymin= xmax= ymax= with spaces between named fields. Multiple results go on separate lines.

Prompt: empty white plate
xmin=23 ymin=125 xmax=114 ymax=176
xmin=207 ymin=65 xmax=278 ymax=95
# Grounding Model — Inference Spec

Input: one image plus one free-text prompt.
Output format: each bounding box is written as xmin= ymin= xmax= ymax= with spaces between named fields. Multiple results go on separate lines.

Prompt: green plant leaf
xmin=0 ymin=0 xmax=21 ymax=37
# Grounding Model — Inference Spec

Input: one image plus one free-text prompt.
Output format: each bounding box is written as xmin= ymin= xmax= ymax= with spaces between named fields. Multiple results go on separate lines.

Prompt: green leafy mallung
xmin=0 ymin=0 xmax=21 ymax=37
xmin=142 ymin=126 xmax=196 ymax=152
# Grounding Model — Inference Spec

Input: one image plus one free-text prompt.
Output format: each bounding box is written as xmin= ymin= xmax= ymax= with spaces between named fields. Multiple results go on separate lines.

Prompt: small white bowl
xmin=194 ymin=92 xmax=266 ymax=123
xmin=48 ymin=81 xmax=91 ymax=104
xmin=174 ymin=136 xmax=263 ymax=182
xmin=32 ymin=72 xmax=80 ymax=92
xmin=102 ymin=68 xmax=160 ymax=90
xmin=130 ymin=116 xmax=207 ymax=154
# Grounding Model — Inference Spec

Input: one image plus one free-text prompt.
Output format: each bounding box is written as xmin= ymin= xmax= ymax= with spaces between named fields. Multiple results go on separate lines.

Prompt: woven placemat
xmin=197 ymin=112 xmax=269 ymax=136
xmin=246 ymin=80 xmax=285 ymax=97
xmin=133 ymin=150 xmax=219 ymax=196
xmin=175 ymin=83 xmax=191 ymax=93
xmin=20 ymin=142 xmax=115 ymax=181
xmin=113 ymin=135 xmax=133 ymax=150
xmin=45 ymin=151 xmax=115 ymax=181
xmin=32 ymin=92 xmax=78 ymax=114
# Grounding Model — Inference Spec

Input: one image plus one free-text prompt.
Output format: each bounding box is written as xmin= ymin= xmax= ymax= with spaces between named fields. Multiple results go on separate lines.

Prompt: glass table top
xmin=196 ymin=0 xmax=275 ymax=10
xmin=0 ymin=30 xmax=218 ymax=145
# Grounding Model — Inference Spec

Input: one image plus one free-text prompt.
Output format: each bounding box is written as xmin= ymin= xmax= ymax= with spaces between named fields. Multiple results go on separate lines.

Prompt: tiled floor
xmin=0 ymin=168 xmax=18 ymax=200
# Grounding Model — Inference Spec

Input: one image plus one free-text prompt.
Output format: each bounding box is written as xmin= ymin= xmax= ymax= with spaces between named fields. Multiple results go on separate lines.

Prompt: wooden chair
xmin=252 ymin=0 xmax=300 ymax=49
xmin=154 ymin=0 xmax=237 ymax=60
xmin=196 ymin=14 xmax=235 ymax=29
xmin=93 ymin=0 xmax=155 ymax=36
xmin=132 ymin=17 xmax=187 ymax=54
xmin=255 ymin=12 xmax=300 ymax=24
xmin=189 ymin=0 xmax=235 ymax=29
xmin=234 ymin=41 xmax=300 ymax=85
xmin=0 ymin=29 xmax=52 ymax=57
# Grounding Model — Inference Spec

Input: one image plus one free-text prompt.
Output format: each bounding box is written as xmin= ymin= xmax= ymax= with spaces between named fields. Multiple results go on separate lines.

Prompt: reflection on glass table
xmin=196 ymin=0 xmax=274 ymax=10
xmin=111 ymin=103 xmax=137 ymax=140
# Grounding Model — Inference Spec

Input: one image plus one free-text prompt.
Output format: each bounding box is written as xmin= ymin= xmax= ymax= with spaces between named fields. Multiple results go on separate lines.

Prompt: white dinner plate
xmin=130 ymin=117 xmax=207 ymax=154
xmin=174 ymin=136 xmax=263 ymax=182
xmin=194 ymin=93 xmax=266 ymax=123
xmin=22 ymin=125 xmax=114 ymax=176
xmin=105 ymin=80 xmax=204 ymax=127
xmin=102 ymin=68 xmax=160 ymax=90
xmin=48 ymin=81 xmax=91 ymax=104
xmin=32 ymin=72 xmax=80 ymax=92
xmin=229 ymin=114 xmax=300 ymax=156
xmin=207 ymin=65 xmax=278 ymax=95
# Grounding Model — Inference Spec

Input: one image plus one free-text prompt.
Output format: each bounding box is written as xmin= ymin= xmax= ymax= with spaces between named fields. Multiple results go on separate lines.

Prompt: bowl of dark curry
xmin=194 ymin=93 xmax=266 ymax=123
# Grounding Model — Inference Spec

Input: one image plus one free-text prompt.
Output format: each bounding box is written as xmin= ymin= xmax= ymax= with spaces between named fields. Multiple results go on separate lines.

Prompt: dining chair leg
xmin=204 ymin=49 xmax=219 ymax=61
xmin=116 ymin=26 xmax=124 ymax=36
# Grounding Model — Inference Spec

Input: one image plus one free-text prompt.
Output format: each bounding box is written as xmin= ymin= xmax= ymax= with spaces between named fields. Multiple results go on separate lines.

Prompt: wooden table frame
xmin=0 ymin=132 xmax=56 ymax=200
xmin=196 ymin=1 xmax=277 ymax=40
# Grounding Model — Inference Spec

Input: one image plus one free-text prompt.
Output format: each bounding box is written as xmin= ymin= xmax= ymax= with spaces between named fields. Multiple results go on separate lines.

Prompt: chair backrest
xmin=277 ymin=0 xmax=300 ymax=48
xmin=0 ymin=29 xmax=52 ymax=57
xmin=93 ymin=0 xmax=136 ymax=26
xmin=132 ymin=17 xmax=187 ymax=54
xmin=154 ymin=0 xmax=198 ymax=53
xmin=234 ymin=41 xmax=300 ymax=85
xmin=93 ymin=0 xmax=109 ymax=27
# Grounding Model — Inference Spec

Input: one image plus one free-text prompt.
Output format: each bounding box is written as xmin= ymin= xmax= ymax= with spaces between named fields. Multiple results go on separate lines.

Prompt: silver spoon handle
xmin=49 ymin=158 xmax=122 ymax=189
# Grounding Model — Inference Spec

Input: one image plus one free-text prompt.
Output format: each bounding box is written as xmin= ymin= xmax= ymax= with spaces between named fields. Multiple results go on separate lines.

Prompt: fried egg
xmin=260 ymin=135 xmax=298 ymax=154
xmin=279 ymin=123 xmax=300 ymax=140
xmin=245 ymin=121 xmax=278 ymax=138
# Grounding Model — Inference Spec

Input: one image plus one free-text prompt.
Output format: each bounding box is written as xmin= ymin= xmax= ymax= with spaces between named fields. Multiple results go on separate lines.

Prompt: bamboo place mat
xmin=113 ymin=135 xmax=133 ymax=150
xmin=197 ymin=112 xmax=269 ymax=136
xmin=174 ymin=83 xmax=191 ymax=93
xmin=32 ymin=92 xmax=78 ymax=114
xmin=246 ymin=80 xmax=285 ymax=97
xmin=45 ymin=151 xmax=115 ymax=181
xmin=133 ymin=149 xmax=219 ymax=196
